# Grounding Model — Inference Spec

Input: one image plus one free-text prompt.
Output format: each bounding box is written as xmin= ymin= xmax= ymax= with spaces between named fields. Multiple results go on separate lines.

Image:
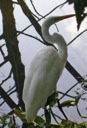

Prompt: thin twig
xmin=30 ymin=0 xmax=43 ymax=18
xmin=67 ymin=29 xmax=87 ymax=46
xmin=17 ymin=2 xmax=66 ymax=37
xmin=43 ymin=2 xmax=67 ymax=18
xmin=8 ymin=89 xmax=17 ymax=96
xmin=76 ymin=105 xmax=87 ymax=119
xmin=0 ymin=86 xmax=16 ymax=99
xmin=49 ymin=107 xmax=59 ymax=124
xmin=0 ymin=68 xmax=12 ymax=86
xmin=0 ymin=44 xmax=5 ymax=57
xmin=7 ymin=86 xmax=16 ymax=95
xmin=59 ymin=82 xmax=79 ymax=100
xmin=31 ymin=12 xmax=40 ymax=19
xmin=57 ymin=99 xmax=68 ymax=119
xmin=50 ymin=107 xmax=63 ymax=120
xmin=0 ymin=59 xmax=8 ymax=67
xmin=17 ymin=30 xmax=44 ymax=44
xmin=60 ymin=1 xmax=67 ymax=8
xmin=58 ymin=91 xmax=76 ymax=99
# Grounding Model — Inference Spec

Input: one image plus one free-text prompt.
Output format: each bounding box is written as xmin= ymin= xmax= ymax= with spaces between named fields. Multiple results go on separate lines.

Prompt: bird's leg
xmin=57 ymin=99 xmax=68 ymax=120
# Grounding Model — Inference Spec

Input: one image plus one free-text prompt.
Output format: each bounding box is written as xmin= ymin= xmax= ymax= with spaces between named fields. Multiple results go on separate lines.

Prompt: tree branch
xmin=67 ymin=29 xmax=87 ymax=46
xmin=0 ymin=86 xmax=18 ymax=109
xmin=0 ymin=0 xmax=25 ymax=110
xmin=0 ymin=56 xmax=8 ymax=67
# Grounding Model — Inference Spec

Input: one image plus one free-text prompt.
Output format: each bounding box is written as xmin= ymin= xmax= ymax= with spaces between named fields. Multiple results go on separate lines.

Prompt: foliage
xmin=67 ymin=0 xmax=87 ymax=29
xmin=0 ymin=114 xmax=18 ymax=128
xmin=1 ymin=90 xmax=87 ymax=128
xmin=0 ymin=112 xmax=87 ymax=128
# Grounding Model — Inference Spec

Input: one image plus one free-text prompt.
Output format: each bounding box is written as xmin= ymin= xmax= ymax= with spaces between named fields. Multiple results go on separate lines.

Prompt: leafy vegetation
xmin=67 ymin=0 xmax=87 ymax=29
xmin=0 ymin=111 xmax=87 ymax=128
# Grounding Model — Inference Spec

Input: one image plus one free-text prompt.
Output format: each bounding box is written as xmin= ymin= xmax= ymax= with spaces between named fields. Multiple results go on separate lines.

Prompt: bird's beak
xmin=54 ymin=14 xmax=75 ymax=21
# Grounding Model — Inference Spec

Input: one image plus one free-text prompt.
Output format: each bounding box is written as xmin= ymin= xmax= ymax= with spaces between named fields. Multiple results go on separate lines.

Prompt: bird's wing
xmin=22 ymin=46 xmax=63 ymax=122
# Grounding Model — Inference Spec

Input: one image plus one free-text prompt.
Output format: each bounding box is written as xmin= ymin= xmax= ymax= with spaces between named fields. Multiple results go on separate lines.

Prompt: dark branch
xmin=67 ymin=29 xmax=87 ymax=46
xmin=58 ymin=91 xmax=76 ymax=99
xmin=0 ymin=0 xmax=25 ymax=110
xmin=49 ymin=107 xmax=59 ymax=124
xmin=30 ymin=0 xmax=43 ymax=18
xmin=57 ymin=99 xmax=68 ymax=119
xmin=17 ymin=30 xmax=44 ymax=44
xmin=0 ymin=34 xmax=4 ymax=40
xmin=0 ymin=86 xmax=18 ymax=109
xmin=0 ymin=44 xmax=5 ymax=57
xmin=59 ymin=82 xmax=78 ymax=100
xmin=66 ymin=62 xmax=84 ymax=83
xmin=0 ymin=56 xmax=8 ymax=67
xmin=0 ymin=68 xmax=12 ymax=86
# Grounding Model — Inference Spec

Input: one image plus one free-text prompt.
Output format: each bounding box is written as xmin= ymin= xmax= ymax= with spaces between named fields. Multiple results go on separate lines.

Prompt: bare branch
xmin=49 ymin=107 xmax=63 ymax=120
xmin=17 ymin=30 xmax=44 ymax=44
xmin=0 ymin=44 xmax=5 ymax=57
xmin=67 ymin=29 xmax=87 ymax=46
xmin=17 ymin=0 xmax=42 ymax=37
xmin=17 ymin=2 xmax=68 ymax=37
xmin=66 ymin=62 xmax=84 ymax=82
xmin=7 ymin=86 xmax=16 ymax=95
xmin=0 ymin=86 xmax=16 ymax=99
xmin=57 ymin=99 xmax=68 ymax=119
xmin=76 ymin=105 xmax=87 ymax=119
xmin=49 ymin=107 xmax=59 ymax=124
xmin=0 ymin=0 xmax=25 ymax=110
xmin=59 ymin=82 xmax=79 ymax=100
xmin=0 ymin=56 xmax=8 ymax=67
xmin=0 ymin=34 xmax=4 ymax=40
xmin=0 ymin=68 xmax=12 ymax=86
xmin=0 ymin=86 xmax=18 ymax=109
xmin=30 ymin=0 xmax=43 ymax=18
xmin=58 ymin=91 xmax=76 ymax=99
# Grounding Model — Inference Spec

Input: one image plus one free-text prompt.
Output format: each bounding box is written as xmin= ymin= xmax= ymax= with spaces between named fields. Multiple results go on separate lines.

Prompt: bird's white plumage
xmin=22 ymin=14 xmax=75 ymax=123
xmin=23 ymin=46 xmax=66 ymax=122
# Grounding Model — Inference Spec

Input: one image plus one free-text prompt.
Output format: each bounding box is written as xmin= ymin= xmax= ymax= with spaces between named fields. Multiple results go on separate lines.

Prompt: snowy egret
xmin=22 ymin=14 xmax=75 ymax=123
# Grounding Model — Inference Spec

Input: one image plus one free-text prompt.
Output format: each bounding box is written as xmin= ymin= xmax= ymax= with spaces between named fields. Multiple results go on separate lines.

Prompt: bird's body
xmin=22 ymin=14 xmax=75 ymax=123
xmin=23 ymin=45 xmax=67 ymax=122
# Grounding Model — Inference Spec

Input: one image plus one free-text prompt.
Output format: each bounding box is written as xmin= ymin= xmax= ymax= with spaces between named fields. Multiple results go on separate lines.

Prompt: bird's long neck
xmin=42 ymin=16 xmax=67 ymax=62
xmin=42 ymin=17 xmax=54 ymax=43
xmin=57 ymin=37 xmax=67 ymax=62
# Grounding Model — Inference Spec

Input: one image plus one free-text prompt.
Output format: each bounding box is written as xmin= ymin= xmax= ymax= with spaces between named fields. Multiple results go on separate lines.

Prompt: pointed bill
xmin=54 ymin=14 xmax=75 ymax=21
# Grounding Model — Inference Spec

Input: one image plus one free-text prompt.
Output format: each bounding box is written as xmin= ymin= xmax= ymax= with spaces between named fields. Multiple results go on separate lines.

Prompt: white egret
xmin=23 ymin=14 xmax=75 ymax=123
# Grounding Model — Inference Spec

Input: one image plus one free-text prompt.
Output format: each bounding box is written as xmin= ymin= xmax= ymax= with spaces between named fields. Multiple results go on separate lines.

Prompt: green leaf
xmin=45 ymin=108 xmax=51 ymax=124
xmin=14 ymin=109 xmax=27 ymax=123
xmin=60 ymin=100 xmax=76 ymax=107
xmin=7 ymin=116 xmax=12 ymax=127
xmin=46 ymin=92 xmax=58 ymax=107
xmin=80 ymin=121 xmax=87 ymax=128
xmin=47 ymin=124 xmax=64 ymax=128
xmin=34 ymin=116 xmax=45 ymax=126
xmin=61 ymin=120 xmax=78 ymax=128
xmin=27 ymin=123 xmax=35 ymax=128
